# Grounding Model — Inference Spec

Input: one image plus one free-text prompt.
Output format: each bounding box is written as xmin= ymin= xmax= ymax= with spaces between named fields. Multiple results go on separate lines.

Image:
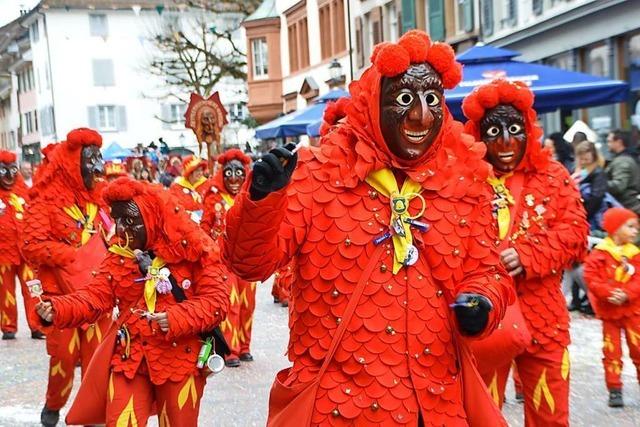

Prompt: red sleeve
xmin=582 ymin=249 xmax=613 ymax=300
xmin=200 ymin=190 xmax=221 ymax=238
xmin=223 ymin=166 xmax=311 ymax=282
xmin=515 ymin=168 xmax=589 ymax=280
xmin=624 ymin=255 xmax=640 ymax=301
xmin=165 ymin=251 xmax=230 ymax=340
xmin=22 ymin=196 xmax=76 ymax=268
xmin=48 ymin=259 xmax=115 ymax=328
xmin=457 ymin=195 xmax=514 ymax=338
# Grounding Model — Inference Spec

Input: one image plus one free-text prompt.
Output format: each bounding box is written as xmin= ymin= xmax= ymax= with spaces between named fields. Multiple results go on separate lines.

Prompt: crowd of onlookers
xmin=544 ymin=124 xmax=640 ymax=314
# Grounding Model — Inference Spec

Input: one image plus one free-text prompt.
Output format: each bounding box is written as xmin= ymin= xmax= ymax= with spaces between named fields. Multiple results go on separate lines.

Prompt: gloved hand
xmin=453 ymin=293 xmax=493 ymax=336
xmin=249 ymin=144 xmax=298 ymax=201
xmin=134 ymin=250 xmax=152 ymax=276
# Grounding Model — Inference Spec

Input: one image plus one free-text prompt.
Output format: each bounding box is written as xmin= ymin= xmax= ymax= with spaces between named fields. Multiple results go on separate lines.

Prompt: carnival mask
xmin=0 ymin=161 xmax=18 ymax=190
xmin=81 ymin=145 xmax=105 ymax=190
xmin=111 ymin=200 xmax=147 ymax=250
xmin=480 ymin=105 xmax=527 ymax=174
xmin=200 ymin=109 xmax=215 ymax=135
xmin=380 ymin=63 xmax=444 ymax=161
xmin=223 ymin=159 xmax=246 ymax=195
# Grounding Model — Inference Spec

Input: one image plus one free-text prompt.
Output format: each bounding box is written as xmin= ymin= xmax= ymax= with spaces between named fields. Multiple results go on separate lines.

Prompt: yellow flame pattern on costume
xmin=159 ymin=402 xmax=171 ymax=427
xmin=68 ymin=329 xmax=80 ymax=355
xmin=488 ymin=371 xmax=500 ymax=406
xmin=627 ymin=328 xmax=640 ymax=347
xmin=177 ymin=375 xmax=197 ymax=410
xmin=21 ymin=265 xmax=34 ymax=282
xmin=604 ymin=335 xmax=615 ymax=352
xmin=116 ymin=396 xmax=138 ymax=427
xmin=50 ymin=361 xmax=66 ymax=378
xmin=561 ymin=349 xmax=570 ymax=381
xmin=60 ymin=379 xmax=73 ymax=398
xmin=109 ymin=372 xmax=114 ymax=402
xmin=533 ymin=368 xmax=555 ymax=414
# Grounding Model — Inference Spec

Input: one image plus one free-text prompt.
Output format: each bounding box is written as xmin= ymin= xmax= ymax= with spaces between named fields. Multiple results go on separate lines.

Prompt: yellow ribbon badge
xmin=175 ymin=176 xmax=206 ymax=203
xmin=595 ymin=237 xmax=640 ymax=283
xmin=487 ymin=173 xmax=515 ymax=240
xmin=63 ymin=203 xmax=98 ymax=245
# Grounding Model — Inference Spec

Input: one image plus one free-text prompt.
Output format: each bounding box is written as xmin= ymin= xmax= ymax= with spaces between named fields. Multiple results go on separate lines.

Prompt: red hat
xmin=181 ymin=156 xmax=208 ymax=178
xmin=0 ymin=150 xmax=17 ymax=163
xmin=602 ymin=207 xmax=638 ymax=236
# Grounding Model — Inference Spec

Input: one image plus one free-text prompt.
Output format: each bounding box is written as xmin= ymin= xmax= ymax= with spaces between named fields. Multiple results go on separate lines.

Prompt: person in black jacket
xmin=574 ymin=141 xmax=608 ymax=228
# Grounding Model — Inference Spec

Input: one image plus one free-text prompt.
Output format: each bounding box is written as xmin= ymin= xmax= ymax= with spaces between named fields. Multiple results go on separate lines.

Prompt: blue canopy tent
xmin=256 ymin=88 xmax=349 ymax=140
xmin=102 ymin=141 xmax=132 ymax=160
xmin=446 ymin=44 xmax=630 ymax=118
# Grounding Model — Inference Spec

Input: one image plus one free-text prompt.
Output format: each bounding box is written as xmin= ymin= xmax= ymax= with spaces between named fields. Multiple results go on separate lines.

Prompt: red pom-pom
xmin=217 ymin=148 xmax=251 ymax=167
xmin=0 ymin=150 xmax=17 ymax=163
xmin=103 ymin=177 xmax=145 ymax=203
xmin=461 ymin=95 xmax=485 ymax=122
xmin=370 ymin=42 xmax=392 ymax=64
xmin=426 ymin=43 xmax=461 ymax=89
xmin=66 ymin=128 xmax=102 ymax=149
xmin=398 ymin=31 xmax=431 ymax=63
xmin=374 ymin=44 xmax=411 ymax=77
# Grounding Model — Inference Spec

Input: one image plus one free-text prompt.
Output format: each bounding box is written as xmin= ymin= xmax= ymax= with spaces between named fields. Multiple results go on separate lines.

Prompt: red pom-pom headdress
xmin=211 ymin=148 xmax=251 ymax=193
xmin=462 ymin=79 xmax=548 ymax=172
xmin=0 ymin=150 xmax=17 ymax=163
xmin=181 ymin=156 xmax=208 ymax=178
xmin=104 ymin=177 xmax=214 ymax=262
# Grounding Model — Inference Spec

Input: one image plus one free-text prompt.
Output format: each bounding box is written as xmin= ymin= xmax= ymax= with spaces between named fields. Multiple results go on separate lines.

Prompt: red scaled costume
xmin=42 ymin=178 xmax=230 ymax=426
xmin=463 ymin=80 xmax=589 ymax=426
xmin=0 ymin=150 xmax=40 ymax=336
xmin=583 ymin=210 xmax=640 ymax=392
xmin=22 ymin=129 xmax=111 ymax=412
xmin=202 ymin=149 xmax=256 ymax=362
xmin=169 ymin=156 xmax=208 ymax=215
xmin=225 ymin=33 xmax=513 ymax=426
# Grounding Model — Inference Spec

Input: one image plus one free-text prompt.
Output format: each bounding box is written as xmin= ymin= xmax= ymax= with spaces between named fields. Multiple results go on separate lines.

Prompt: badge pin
xmin=393 ymin=217 xmax=406 ymax=237
xmin=373 ymin=231 xmax=392 ymax=245
xmin=404 ymin=244 xmax=419 ymax=266
xmin=391 ymin=196 xmax=408 ymax=215
xmin=207 ymin=353 xmax=225 ymax=374
xmin=525 ymin=194 xmax=535 ymax=207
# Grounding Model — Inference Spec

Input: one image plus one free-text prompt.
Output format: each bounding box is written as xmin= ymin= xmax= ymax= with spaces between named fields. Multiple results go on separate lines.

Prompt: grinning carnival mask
xmin=479 ymin=104 xmax=526 ymax=174
xmin=80 ymin=145 xmax=105 ymax=191
xmin=223 ymin=159 xmax=246 ymax=196
xmin=111 ymin=199 xmax=147 ymax=251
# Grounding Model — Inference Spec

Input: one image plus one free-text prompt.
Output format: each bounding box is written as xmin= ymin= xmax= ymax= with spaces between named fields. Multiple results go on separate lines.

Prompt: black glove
xmin=453 ymin=293 xmax=493 ymax=337
xmin=249 ymin=144 xmax=298 ymax=201
xmin=135 ymin=251 xmax=152 ymax=276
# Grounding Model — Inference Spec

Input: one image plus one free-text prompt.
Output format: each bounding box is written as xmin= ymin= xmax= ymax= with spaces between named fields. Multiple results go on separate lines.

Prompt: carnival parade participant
xmin=272 ymin=262 xmax=294 ymax=307
xmin=0 ymin=150 xmax=43 ymax=340
xmin=21 ymin=128 xmax=112 ymax=427
xmin=462 ymin=79 xmax=589 ymax=426
xmin=202 ymin=149 xmax=256 ymax=367
xmin=34 ymin=177 xmax=230 ymax=426
xmin=224 ymin=30 xmax=513 ymax=426
xmin=583 ymin=207 xmax=640 ymax=408
xmin=169 ymin=156 xmax=209 ymax=220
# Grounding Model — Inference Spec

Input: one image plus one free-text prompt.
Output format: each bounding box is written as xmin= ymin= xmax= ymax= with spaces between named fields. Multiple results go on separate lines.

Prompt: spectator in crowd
xmin=20 ymin=162 xmax=33 ymax=187
xmin=544 ymin=132 xmax=575 ymax=172
xmin=131 ymin=158 xmax=144 ymax=180
xmin=139 ymin=168 xmax=153 ymax=182
xmin=606 ymin=129 xmax=640 ymax=214
xmin=574 ymin=141 xmax=608 ymax=228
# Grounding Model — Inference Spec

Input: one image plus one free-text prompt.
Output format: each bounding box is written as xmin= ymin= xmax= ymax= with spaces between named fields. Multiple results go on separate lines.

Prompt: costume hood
xmin=0 ymin=150 xmax=26 ymax=195
xmin=211 ymin=148 xmax=251 ymax=193
xmin=103 ymin=177 xmax=214 ymax=263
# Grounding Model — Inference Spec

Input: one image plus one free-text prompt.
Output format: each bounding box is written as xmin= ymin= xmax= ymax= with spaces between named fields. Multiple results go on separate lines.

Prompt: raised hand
xmin=250 ymin=144 xmax=298 ymax=201
xmin=452 ymin=293 xmax=493 ymax=336
xmin=500 ymin=247 xmax=524 ymax=277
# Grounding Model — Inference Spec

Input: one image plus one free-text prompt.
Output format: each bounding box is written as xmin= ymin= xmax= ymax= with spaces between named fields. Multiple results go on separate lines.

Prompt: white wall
xmin=33 ymin=8 xmax=249 ymax=150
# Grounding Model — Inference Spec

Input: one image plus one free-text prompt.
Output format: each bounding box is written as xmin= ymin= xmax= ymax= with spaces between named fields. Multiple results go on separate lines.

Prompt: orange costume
xmin=22 ymin=129 xmax=112 ymax=416
xmin=42 ymin=178 xmax=230 ymax=426
xmin=224 ymin=33 xmax=513 ymax=426
xmin=583 ymin=210 xmax=640 ymax=393
xmin=202 ymin=149 xmax=256 ymax=364
xmin=0 ymin=150 xmax=40 ymax=337
xmin=463 ymin=80 xmax=589 ymax=426
xmin=169 ymin=156 xmax=209 ymax=216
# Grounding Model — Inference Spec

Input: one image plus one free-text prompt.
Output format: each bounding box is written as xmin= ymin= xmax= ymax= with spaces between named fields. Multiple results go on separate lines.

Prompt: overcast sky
xmin=0 ymin=0 xmax=40 ymax=27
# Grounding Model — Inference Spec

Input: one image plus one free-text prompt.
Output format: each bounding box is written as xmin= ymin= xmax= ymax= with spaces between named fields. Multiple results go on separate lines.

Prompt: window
xmin=39 ymin=106 xmax=55 ymax=136
xmin=355 ymin=17 xmax=364 ymax=69
xmin=23 ymin=111 xmax=34 ymax=134
xmin=457 ymin=0 xmax=474 ymax=33
xmin=386 ymin=2 xmax=400 ymax=43
xmin=481 ymin=0 xmax=494 ymax=36
xmin=30 ymin=21 xmax=39 ymax=42
xmin=229 ymin=103 xmax=246 ymax=121
xmin=169 ymin=104 xmax=186 ymax=123
xmin=285 ymin=3 xmax=309 ymax=73
xmin=532 ymin=0 xmax=543 ymax=15
xmin=251 ymin=38 xmax=268 ymax=78
xmin=319 ymin=0 xmax=346 ymax=60
xmin=319 ymin=5 xmax=331 ymax=59
xmin=501 ymin=0 xmax=517 ymax=28
xmin=428 ymin=0 xmax=445 ymax=41
xmin=92 ymin=59 xmax=115 ymax=86
xmin=89 ymin=14 xmax=108 ymax=37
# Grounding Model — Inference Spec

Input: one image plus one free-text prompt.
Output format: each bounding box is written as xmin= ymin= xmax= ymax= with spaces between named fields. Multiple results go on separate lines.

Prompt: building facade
xmin=0 ymin=0 xmax=252 ymax=162
xmin=243 ymin=0 xmax=351 ymax=125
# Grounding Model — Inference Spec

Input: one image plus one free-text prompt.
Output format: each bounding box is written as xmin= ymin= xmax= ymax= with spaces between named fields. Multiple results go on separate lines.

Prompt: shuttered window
xmin=401 ymin=0 xmax=416 ymax=33
xmin=428 ymin=0 xmax=444 ymax=41
xmin=89 ymin=14 xmax=108 ymax=37
xmin=92 ymin=59 xmax=115 ymax=86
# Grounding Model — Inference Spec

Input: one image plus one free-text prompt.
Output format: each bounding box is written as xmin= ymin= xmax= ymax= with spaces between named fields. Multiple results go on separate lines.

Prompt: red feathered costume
xmin=583 ymin=208 xmax=640 ymax=393
xmin=201 ymin=149 xmax=256 ymax=363
xmin=169 ymin=156 xmax=209 ymax=215
xmin=463 ymin=80 xmax=589 ymax=427
xmin=22 ymin=128 xmax=112 ymax=412
xmin=224 ymin=31 xmax=513 ymax=426
xmin=40 ymin=178 xmax=230 ymax=425
xmin=0 ymin=150 xmax=41 ymax=336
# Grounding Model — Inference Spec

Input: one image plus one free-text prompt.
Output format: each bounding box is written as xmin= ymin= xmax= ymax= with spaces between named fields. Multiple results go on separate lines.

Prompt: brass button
xmin=385 ymin=325 xmax=395 ymax=335
xmin=453 ymin=248 xmax=460 ymax=256
xmin=345 ymin=238 xmax=351 ymax=246
xmin=331 ymin=290 xmax=339 ymax=298
xmin=371 ymin=402 xmax=379 ymax=411
xmin=185 ymin=346 xmax=192 ymax=353
xmin=332 ymin=409 xmax=340 ymax=417
xmin=174 ymin=206 xmax=180 ymax=212
xmin=380 ymin=264 xmax=387 ymax=273
xmin=172 ymin=342 xmax=177 ymax=347
xmin=436 ymin=290 xmax=443 ymax=297
xmin=424 ymin=347 xmax=431 ymax=354
xmin=369 ymin=191 xmax=378 ymax=199
xmin=459 ymin=219 xmax=467 ymax=226
xmin=181 ymin=240 xmax=187 ymax=246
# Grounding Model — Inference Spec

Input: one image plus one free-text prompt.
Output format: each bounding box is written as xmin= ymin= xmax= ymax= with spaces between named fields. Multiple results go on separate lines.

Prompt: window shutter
xmin=161 ymin=104 xmax=171 ymax=129
xmin=463 ymin=0 xmax=474 ymax=33
xmin=482 ymin=0 xmax=493 ymax=36
xmin=117 ymin=106 xmax=127 ymax=131
xmin=532 ymin=0 xmax=543 ymax=15
xmin=88 ymin=106 xmax=98 ymax=129
xmin=428 ymin=0 xmax=445 ymax=41
xmin=401 ymin=0 xmax=416 ymax=33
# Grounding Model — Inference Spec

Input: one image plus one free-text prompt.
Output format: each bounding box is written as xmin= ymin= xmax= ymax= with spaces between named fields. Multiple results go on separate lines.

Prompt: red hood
xmin=462 ymin=79 xmax=550 ymax=174
xmin=0 ymin=174 xmax=28 ymax=199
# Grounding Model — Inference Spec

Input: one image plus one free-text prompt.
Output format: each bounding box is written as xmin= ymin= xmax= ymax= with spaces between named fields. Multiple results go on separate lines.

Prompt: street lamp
xmin=327 ymin=59 xmax=345 ymax=89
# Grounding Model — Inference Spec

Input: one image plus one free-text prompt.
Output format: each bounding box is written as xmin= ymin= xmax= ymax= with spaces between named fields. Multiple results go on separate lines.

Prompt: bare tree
xmin=144 ymin=0 xmax=261 ymax=103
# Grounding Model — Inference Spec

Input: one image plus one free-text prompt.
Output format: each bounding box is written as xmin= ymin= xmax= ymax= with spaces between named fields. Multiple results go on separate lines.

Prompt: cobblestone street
xmin=1 ymin=279 xmax=640 ymax=426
